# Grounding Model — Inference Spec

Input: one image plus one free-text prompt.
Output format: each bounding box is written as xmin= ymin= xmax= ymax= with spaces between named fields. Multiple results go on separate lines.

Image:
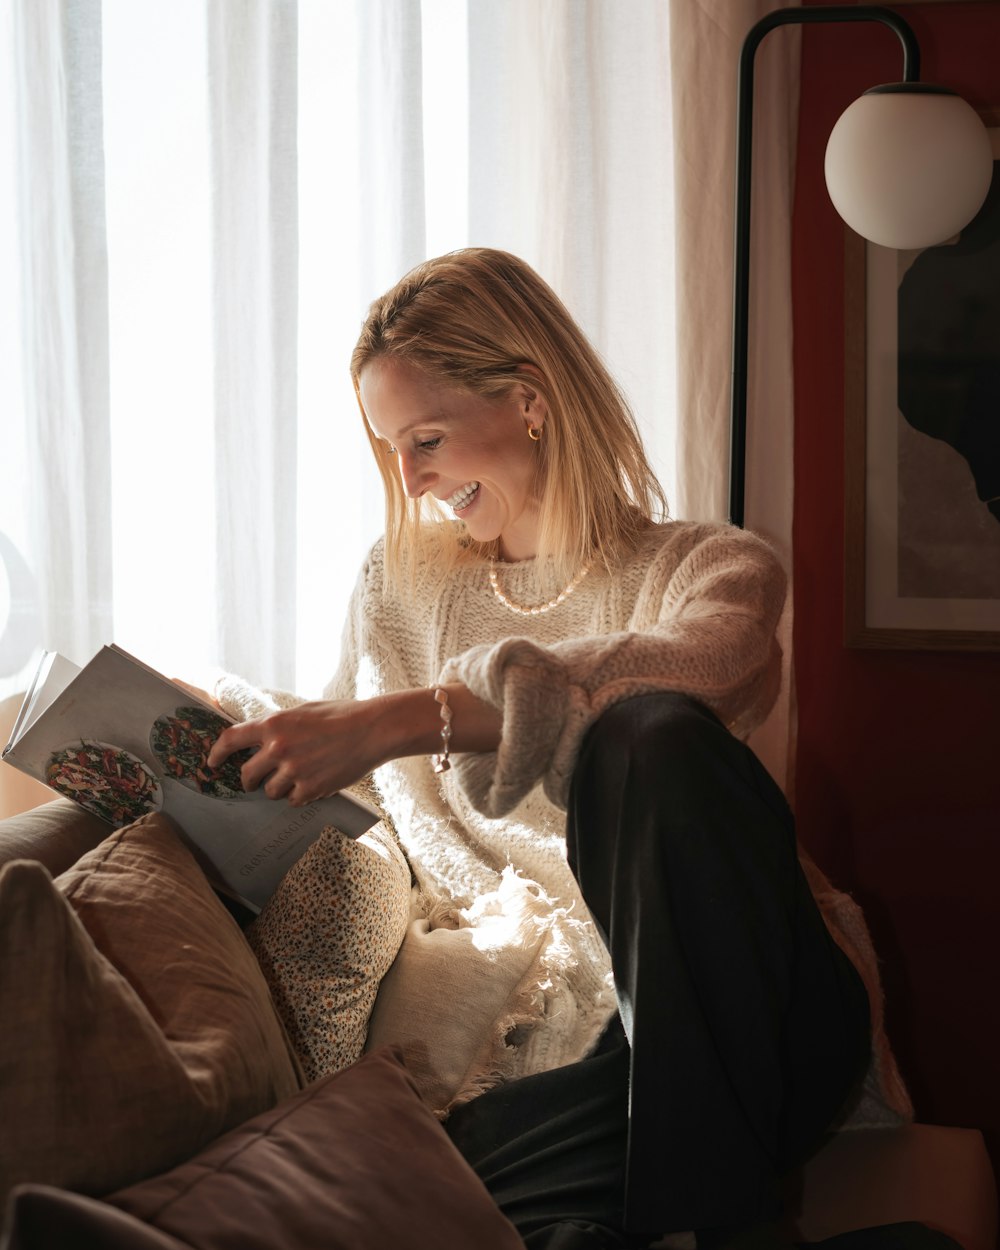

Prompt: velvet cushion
xmin=0 ymin=797 xmax=107 ymax=875
xmin=2 ymin=1047 xmax=526 ymax=1250
xmin=245 ymin=822 xmax=410 ymax=1081
xmin=0 ymin=813 xmax=301 ymax=1209
xmin=2 ymin=1190 xmax=189 ymax=1250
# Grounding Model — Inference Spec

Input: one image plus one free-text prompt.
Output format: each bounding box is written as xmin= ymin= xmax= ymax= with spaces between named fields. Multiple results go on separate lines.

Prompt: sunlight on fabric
xmin=422 ymin=0 xmax=469 ymax=260
xmin=0 ymin=3 xmax=34 ymax=701
xmin=295 ymin=0 xmax=471 ymax=697
xmin=102 ymin=0 xmax=215 ymax=682
xmin=296 ymin=0 xmax=383 ymax=698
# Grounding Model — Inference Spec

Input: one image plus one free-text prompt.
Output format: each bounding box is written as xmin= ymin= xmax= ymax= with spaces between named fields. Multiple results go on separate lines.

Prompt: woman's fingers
xmin=209 ymin=714 xmax=330 ymax=800
xmin=262 ymin=769 xmax=295 ymax=801
xmin=206 ymin=700 xmax=376 ymax=804
xmin=239 ymin=751 xmax=276 ymax=794
xmin=207 ymin=720 xmax=262 ymax=770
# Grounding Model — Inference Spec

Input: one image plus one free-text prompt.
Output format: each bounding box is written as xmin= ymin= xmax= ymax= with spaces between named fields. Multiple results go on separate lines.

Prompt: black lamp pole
xmin=728 ymin=5 xmax=921 ymax=528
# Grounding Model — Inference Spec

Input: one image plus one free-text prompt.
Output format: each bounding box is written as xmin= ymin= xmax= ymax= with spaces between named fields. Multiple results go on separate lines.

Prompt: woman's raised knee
xmin=580 ymin=691 xmax=728 ymax=778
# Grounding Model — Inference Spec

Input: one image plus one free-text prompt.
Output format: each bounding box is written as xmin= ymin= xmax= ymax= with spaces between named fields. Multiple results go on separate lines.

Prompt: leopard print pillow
xmin=246 ymin=822 xmax=411 ymax=1082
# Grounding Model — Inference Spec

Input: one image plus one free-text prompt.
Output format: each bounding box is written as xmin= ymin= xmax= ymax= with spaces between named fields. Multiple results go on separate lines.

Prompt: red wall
xmin=793 ymin=1 xmax=1000 ymax=1167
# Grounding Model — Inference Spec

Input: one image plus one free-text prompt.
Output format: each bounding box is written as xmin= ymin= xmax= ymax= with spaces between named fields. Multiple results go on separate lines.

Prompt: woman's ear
xmin=515 ymin=365 xmax=549 ymax=423
xmin=519 ymin=388 xmax=548 ymax=441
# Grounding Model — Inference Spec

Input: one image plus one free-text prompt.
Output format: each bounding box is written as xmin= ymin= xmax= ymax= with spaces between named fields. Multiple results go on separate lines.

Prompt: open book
xmin=2 ymin=645 xmax=381 ymax=912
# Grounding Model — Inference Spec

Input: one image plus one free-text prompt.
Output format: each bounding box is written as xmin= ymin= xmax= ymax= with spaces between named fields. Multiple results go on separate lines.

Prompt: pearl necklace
xmin=488 ymin=559 xmax=592 ymax=616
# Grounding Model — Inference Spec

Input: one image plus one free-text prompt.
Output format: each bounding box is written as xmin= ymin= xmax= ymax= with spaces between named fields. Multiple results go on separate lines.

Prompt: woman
xmin=208 ymin=249 xmax=909 ymax=1250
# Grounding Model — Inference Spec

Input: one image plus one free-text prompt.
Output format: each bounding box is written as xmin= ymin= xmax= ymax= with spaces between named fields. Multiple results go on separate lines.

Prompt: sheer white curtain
xmin=466 ymin=1 xmax=676 ymax=506
xmin=4 ymin=0 xmax=112 ymax=677
xmin=671 ymin=0 xmax=800 ymax=791
xmin=209 ymin=1 xmax=299 ymax=690
xmin=0 ymin=0 xmax=798 ymax=787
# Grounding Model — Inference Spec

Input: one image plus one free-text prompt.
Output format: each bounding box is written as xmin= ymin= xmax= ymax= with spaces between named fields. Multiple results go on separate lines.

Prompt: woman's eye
xmin=418 ymin=437 xmax=442 ymax=451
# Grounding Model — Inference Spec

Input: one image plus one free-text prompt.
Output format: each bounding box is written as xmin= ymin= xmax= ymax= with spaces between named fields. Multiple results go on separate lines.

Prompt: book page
xmin=4 ymin=651 xmax=82 ymax=749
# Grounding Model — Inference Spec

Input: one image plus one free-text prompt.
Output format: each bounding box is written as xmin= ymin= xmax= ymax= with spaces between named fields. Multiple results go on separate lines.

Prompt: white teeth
xmin=446 ymin=482 xmax=479 ymax=510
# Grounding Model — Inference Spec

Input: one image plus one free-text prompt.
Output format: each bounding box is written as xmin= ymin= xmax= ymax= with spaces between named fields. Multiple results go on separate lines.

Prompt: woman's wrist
xmin=372 ymin=685 xmax=502 ymax=763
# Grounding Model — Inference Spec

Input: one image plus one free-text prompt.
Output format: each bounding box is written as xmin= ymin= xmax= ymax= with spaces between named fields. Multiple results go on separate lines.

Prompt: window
xmin=0 ymin=1 xmax=676 ymax=702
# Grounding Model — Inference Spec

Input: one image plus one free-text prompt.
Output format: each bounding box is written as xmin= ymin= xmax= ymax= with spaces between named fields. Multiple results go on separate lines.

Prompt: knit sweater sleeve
xmin=439 ymin=525 xmax=787 ymax=816
xmin=212 ymin=674 xmax=305 ymax=723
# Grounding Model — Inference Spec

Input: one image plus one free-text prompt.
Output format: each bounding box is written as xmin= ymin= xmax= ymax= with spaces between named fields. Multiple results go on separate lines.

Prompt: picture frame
xmin=844 ymin=112 xmax=1000 ymax=650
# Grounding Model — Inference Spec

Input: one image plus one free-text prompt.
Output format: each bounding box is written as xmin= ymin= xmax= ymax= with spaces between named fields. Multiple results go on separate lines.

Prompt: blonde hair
xmin=351 ymin=248 xmax=667 ymax=585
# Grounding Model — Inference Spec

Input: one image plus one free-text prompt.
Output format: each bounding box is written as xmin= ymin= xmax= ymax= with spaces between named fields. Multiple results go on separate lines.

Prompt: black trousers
xmin=445 ymin=693 xmax=872 ymax=1249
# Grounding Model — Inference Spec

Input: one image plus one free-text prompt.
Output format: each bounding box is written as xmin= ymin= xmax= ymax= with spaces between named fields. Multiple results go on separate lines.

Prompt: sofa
xmin=0 ymin=795 xmax=996 ymax=1250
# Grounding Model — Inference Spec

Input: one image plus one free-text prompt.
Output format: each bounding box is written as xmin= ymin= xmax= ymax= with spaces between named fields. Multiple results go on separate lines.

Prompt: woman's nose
xmin=397 ymin=451 xmax=430 ymax=499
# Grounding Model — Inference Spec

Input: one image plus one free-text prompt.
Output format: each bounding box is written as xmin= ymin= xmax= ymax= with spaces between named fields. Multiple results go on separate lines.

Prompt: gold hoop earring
xmin=527 ymin=424 xmax=542 ymax=442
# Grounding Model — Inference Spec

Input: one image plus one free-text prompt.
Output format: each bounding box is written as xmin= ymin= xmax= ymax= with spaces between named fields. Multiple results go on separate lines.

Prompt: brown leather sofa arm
xmin=0 ymin=799 xmax=108 ymax=877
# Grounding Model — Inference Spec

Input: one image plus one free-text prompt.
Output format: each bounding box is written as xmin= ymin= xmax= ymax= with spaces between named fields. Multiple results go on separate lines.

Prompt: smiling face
xmin=359 ymin=357 xmax=546 ymax=561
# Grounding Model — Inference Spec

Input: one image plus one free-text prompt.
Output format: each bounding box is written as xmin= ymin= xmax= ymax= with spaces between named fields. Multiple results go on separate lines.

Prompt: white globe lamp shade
xmin=824 ymin=85 xmax=994 ymax=249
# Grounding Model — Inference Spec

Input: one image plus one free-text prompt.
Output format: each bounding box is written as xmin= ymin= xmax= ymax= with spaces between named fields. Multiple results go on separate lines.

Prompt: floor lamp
xmin=728 ymin=4 xmax=993 ymax=528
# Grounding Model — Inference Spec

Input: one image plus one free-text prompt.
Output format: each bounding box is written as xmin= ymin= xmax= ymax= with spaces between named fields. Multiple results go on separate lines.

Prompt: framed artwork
xmin=844 ymin=113 xmax=1000 ymax=650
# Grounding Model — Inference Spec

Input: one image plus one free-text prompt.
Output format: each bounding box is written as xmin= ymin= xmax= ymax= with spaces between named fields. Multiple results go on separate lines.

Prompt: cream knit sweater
xmin=216 ymin=519 xmax=911 ymax=1125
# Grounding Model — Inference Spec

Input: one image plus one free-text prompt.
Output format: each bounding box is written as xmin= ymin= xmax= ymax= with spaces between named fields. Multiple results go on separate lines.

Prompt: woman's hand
xmin=207 ymin=699 xmax=389 ymax=807
xmin=206 ymin=685 xmax=503 ymax=808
